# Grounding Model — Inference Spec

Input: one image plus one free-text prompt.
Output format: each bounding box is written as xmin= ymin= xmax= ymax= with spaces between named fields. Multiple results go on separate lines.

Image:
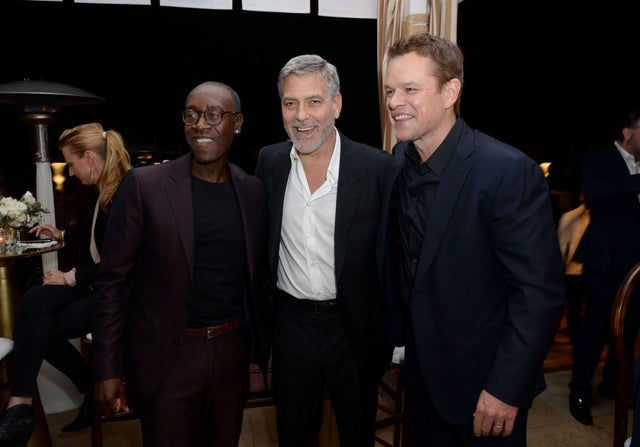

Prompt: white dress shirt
xmin=615 ymin=141 xmax=640 ymax=202
xmin=276 ymin=129 xmax=341 ymax=301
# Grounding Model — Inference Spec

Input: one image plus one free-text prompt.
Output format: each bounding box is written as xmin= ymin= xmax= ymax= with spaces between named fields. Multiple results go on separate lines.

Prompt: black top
xmin=188 ymin=176 xmax=246 ymax=326
xmin=394 ymin=119 xmax=462 ymax=302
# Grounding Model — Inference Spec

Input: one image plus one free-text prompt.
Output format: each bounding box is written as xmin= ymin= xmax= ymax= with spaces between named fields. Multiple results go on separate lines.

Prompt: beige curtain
xmin=377 ymin=0 xmax=460 ymax=152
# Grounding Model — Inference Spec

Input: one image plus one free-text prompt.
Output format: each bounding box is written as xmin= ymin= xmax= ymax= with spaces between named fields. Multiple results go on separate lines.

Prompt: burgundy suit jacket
xmin=92 ymin=153 xmax=270 ymax=411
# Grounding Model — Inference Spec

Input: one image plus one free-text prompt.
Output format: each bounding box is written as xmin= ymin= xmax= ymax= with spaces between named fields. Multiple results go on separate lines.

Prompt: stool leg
xmin=92 ymin=407 xmax=103 ymax=447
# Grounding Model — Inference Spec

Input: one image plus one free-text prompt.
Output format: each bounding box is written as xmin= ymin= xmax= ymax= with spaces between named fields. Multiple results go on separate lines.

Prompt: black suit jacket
xmin=574 ymin=143 xmax=640 ymax=281
xmin=255 ymin=131 xmax=393 ymax=375
xmin=92 ymin=153 xmax=270 ymax=412
xmin=378 ymin=120 xmax=566 ymax=424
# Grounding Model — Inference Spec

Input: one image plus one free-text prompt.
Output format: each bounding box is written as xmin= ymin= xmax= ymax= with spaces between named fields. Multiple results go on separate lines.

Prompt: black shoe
xmin=569 ymin=395 xmax=593 ymax=425
xmin=0 ymin=404 xmax=36 ymax=446
xmin=60 ymin=394 xmax=93 ymax=432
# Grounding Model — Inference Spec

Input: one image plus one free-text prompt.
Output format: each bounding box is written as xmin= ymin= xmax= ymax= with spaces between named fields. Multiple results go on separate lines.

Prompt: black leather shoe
xmin=0 ymin=404 xmax=36 ymax=446
xmin=60 ymin=394 xmax=93 ymax=432
xmin=569 ymin=395 xmax=593 ymax=425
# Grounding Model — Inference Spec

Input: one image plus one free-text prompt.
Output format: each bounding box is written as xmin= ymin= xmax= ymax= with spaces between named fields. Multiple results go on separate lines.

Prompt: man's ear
xmin=444 ymin=78 xmax=461 ymax=109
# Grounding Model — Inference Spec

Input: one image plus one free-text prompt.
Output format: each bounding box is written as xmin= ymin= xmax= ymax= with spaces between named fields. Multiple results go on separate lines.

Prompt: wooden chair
xmin=375 ymin=347 xmax=410 ymax=447
xmin=611 ymin=261 xmax=640 ymax=447
xmin=81 ymin=333 xmax=139 ymax=447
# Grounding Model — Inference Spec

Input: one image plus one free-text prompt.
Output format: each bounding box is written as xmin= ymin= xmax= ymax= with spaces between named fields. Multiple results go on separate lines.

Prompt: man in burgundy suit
xmin=92 ymin=81 xmax=270 ymax=447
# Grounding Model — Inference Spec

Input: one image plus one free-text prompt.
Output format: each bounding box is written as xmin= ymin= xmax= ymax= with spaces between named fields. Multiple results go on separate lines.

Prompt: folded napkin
xmin=21 ymin=240 xmax=58 ymax=250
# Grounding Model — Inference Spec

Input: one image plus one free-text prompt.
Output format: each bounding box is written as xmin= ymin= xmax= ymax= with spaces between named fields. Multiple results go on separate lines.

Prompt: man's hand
xmin=95 ymin=378 xmax=130 ymax=418
xmin=473 ymin=389 xmax=518 ymax=437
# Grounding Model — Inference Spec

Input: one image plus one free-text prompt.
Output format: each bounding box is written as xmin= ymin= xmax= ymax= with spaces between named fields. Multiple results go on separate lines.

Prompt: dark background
xmin=1 ymin=0 xmax=639 ymax=198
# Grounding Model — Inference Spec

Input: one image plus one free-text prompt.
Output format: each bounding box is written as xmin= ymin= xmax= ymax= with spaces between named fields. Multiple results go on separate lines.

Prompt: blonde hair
xmin=58 ymin=123 xmax=132 ymax=212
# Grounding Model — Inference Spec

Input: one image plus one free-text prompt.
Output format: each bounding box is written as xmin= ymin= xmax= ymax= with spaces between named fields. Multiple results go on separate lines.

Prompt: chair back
xmin=0 ymin=337 xmax=14 ymax=391
xmin=611 ymin=261 xmax=640 ymax=447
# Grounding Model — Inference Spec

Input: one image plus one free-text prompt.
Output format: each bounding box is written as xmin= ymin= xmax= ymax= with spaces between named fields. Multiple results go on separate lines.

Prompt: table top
xmin=0 ymin=241 xmax=65 ymax=262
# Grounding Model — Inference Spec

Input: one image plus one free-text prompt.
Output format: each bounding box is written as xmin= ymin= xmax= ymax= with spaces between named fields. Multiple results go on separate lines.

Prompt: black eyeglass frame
xmin=181 ymin=107 xmax=239 ymax=126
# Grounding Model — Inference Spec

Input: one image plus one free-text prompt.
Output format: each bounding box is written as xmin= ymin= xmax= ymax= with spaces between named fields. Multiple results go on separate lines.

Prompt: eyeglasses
xmin=181 ymin=107 xmax=239 ymax=126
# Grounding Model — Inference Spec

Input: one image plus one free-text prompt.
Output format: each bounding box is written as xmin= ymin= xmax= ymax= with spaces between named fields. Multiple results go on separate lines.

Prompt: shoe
xmin=624 ymin=437 xmax=632 ymax=447
xmin=569 ymin=394 xmax=593 ymax=425
xmin=0 ymin=404 xmax=36 ymax=446
xmin=60 ymin=394 xmax=93 ymax=432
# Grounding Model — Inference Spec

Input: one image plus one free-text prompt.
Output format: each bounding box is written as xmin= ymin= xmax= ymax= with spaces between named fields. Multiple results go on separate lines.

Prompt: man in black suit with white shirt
xmin=255 ymin=54 xmax=393 ymax=447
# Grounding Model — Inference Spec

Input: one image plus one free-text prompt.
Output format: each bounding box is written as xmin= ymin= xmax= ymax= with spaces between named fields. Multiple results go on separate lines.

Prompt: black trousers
xmin=271 ymin=290 xmax=381 ymax=447
xmin=11 ymin=284 xmax=91 ymax=397
xmin=138 ymin=324 xmax=250 ymax=447
xmin=564 ymin=274 xmax=585 ymax=343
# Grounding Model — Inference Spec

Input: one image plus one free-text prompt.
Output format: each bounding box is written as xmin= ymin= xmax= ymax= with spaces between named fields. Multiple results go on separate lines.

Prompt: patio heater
xmin=0 ymin=80 xmax=104 ymax=272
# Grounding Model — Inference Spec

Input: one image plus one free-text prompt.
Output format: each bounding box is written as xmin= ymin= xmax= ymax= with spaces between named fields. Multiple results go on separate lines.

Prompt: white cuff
xmin=63 ymin=268 xmax=77 ymax=287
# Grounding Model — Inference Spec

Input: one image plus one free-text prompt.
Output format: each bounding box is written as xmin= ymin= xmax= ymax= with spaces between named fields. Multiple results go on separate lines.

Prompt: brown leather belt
xmin=183 ymin=316 xmax=243 ymax=340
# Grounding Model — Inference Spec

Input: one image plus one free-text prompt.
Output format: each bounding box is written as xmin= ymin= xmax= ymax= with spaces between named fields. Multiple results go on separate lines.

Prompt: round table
xmin=0 ymin=241 xmax=65 ymax=339
xmin=0 ymin=241 xmax=64 ymax=447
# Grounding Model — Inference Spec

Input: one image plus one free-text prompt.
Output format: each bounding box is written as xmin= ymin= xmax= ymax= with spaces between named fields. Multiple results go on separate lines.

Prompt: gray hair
xmin=277 ymin=54 xmax=340 ymax=100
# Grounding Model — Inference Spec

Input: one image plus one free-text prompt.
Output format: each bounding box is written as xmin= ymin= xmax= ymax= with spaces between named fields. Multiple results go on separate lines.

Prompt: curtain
xmin=377 ymin=0 xmax=460 ymax=153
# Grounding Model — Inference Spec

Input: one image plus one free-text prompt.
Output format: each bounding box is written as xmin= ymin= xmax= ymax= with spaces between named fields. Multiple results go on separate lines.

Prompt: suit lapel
xmin=334 ymin=140 xmax=361 ymax=279
xmin=412 ymin=138 xmax=473 ymax=295
xmin=377 ymin=146 xmax=406 ymax=273
xmin=166 ymin=154 xmax=195 ymax=282
xmin=270 ymin=148 xmax=292 ymax=270
xmin=229 ymin=164 xmax=253 ymax=279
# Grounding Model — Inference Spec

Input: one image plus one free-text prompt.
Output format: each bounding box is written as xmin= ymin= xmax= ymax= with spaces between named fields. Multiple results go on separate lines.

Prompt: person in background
xmin=379 ymin=32 xmax=565 ymax=446
xmin=92 ymin=81 xmax=271 ymax=447
xmin=0 ymin=123 xmax=132 ymax=445
xmin=255 ymin=54 xmax=393 ymax=447
xmin=569 ymin=107 xmax=640 ymax=425
xmin=557 ymin=193 xmax=590 ymax=343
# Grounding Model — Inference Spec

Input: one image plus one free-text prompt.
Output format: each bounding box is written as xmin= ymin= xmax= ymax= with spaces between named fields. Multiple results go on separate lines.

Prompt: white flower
xmin=0 ymin=191 xmax=48 ymax=227
xmin=21 ymin=191 xmax=36 ymax=206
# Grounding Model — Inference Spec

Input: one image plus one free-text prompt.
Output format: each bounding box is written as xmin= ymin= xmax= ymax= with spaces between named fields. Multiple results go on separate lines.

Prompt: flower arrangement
xmin=0 ymin=191 xmax=49 ymax=228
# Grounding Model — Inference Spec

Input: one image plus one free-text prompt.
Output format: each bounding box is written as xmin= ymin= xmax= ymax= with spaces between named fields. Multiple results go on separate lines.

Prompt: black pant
xmin=564 ymin=274 xmax=585 ymax=343
xmin=11 ymin=284 xmax=91 ymax=397
xmin=272 ymin=290 xmax=381 ymax=447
